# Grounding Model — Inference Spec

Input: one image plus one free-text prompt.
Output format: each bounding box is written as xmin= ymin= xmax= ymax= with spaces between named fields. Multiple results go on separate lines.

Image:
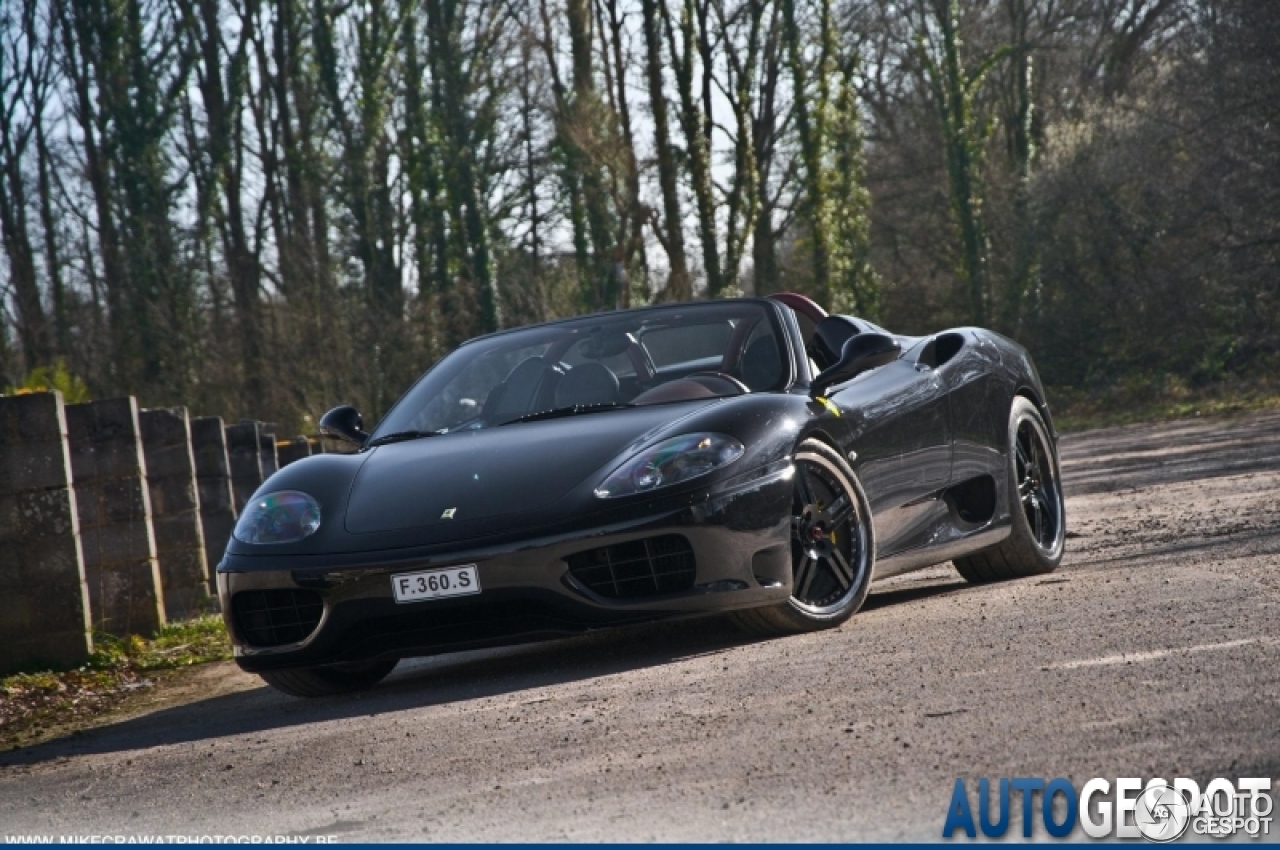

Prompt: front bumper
xmin=217 ymin=463 xmax=794 ymax=672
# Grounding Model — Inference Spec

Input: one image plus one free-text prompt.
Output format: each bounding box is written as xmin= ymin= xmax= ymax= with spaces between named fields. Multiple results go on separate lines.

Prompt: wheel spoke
xmin=794 ymin=555 xmax=818 ymax=599
xmin=1015 ymin=437 xmax=1031 ymax=474
xmin=796 ymin=464 xmax=818 ymax=506
xmin=1032 ymin=494 xmax=1044 ymax=543
xmin=827 ymin=548 xmax=854 ymax=590
xmin=1036 ymin=485 xmax=1054 ymax=541
xmin=827 ymin=493 xmax=853 ymax=527
xmin=1028 ymin=431 xmax=1042 ymax=475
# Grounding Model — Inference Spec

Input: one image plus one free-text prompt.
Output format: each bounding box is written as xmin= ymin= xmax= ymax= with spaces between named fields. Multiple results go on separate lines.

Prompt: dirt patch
xmin=0 ymin=616 xmax=251 ymax=751
xmin=1 ymin=662 xmax=260 ymax=752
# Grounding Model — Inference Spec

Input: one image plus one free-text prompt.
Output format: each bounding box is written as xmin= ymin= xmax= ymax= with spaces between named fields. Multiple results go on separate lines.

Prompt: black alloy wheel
xmin=953 ymin=396 xmax=1065 ymax=583
xmin=1015 ymin=417 xmax=1061 ymax=552
xmin=732 ymin=439 xmax=875 ymax=635
xmin=790 ymin=456 xmax=865 ymax=613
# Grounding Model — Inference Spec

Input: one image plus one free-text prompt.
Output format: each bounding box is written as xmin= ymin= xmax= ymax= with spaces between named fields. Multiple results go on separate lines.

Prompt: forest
xmin=0 ymin=0 xmax=1276 ymax=431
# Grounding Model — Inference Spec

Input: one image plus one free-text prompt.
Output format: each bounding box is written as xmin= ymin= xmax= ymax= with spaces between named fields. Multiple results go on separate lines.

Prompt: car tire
xmin=732 ymin=438 xmax=875 ymax=636
xmin=953 ymin=397 xmax=1065 ymax=583
xmin=257 ymin=658 xmax=399 ymax=698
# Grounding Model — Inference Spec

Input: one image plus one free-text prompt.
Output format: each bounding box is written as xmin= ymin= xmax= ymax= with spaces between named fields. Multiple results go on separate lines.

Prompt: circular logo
xmin=1135 ymin=782 xmax=1192 ymax=843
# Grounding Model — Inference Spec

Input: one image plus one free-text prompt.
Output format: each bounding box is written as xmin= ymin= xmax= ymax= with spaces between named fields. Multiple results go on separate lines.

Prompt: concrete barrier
xmin=139 ymin=407 xmax=210 ymax=619
xmin=3 ymin=396 xmax=340 ymax=658
xmin=0 ymin=391 xmax=94 ymax=673
xmin=276 ymin=436 xmax=313 ymax=467
xmin=257 ymin=424 xmax=279 ymax=477
xmin=190 ymin=416 xmax=236 ymax=580
xmin=225 ymin=421 xmax=263 ymax=513
xmin=65 ymin=397 xmax=165 ymax=637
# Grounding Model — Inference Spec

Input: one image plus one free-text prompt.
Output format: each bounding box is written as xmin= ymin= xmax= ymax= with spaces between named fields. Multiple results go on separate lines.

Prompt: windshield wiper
xmin=499 ymin=403 xmax=632 ymax=426
xmin=365 ymin=429 xmax=444 ymax=448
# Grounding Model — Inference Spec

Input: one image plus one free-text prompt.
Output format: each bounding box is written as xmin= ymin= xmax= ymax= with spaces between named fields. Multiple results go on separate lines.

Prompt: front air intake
xmin=565 ymin=534 xmax=696 ymax=599
xmin=232 ymin=589 xmax=324 ymax=647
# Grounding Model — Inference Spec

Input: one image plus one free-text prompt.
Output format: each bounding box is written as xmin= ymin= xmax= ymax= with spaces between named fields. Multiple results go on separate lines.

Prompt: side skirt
xmin=871 ymin=473 xmax=1012 ymax=580
xmin=873 ymin=520 xmax=1011 ymax=580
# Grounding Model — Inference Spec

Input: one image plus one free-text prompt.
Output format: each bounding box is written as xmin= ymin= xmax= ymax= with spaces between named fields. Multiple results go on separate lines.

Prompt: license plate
xmin=391 ymin=564 xmax=481 ymax=603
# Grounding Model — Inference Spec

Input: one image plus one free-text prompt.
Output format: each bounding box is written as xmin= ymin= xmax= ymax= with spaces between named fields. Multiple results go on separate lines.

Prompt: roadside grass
xmin=0 ymin=614 xmax=231 ymax=749
xmin=1050 ymin=375 xmax=1280 ymax=432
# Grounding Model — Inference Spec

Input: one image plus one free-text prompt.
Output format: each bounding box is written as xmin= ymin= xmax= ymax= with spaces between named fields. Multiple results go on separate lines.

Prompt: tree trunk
xmin=1001 ymin=0 xmax=1036 ymax=333
xmin=921 ymin=0 xmax=990 ymax=326
xmin=60 ymin=0 xmax=131 ymax=388
xmin=191 ymin=0 xmax=267 ymax=407
xmin=641 ymin=0 xmax=691 ymax=301
xmin=0 ymin=139 xmax=50 ymax=370
xmin=34 ymin=104 xmax=67 ymax=358
xmin=565 ymin=0 xmax=616 ymax=310
xmin=782 ymin=0 xmax=833 ymax=305
xmin=665 ymin=0 xmax=722 ymax=296
xmin=751 ymin=9 xmax=783 ymax=295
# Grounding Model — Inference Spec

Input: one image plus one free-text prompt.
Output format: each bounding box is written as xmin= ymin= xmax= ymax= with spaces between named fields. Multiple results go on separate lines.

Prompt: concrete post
xmin=139 ymin=407 xmax=210 ymax=619
xmin=258 ymin=427 xmax=279 ymax=477
xmin=276 ymin=436 xmax=313 ymax=468
xmin=0 ymin=391 xmax=93 ymax=673
xmin=225 ymin=421 xmax=263 ymax=513
xmin=65 ymin=397 xmax=165 ymax=637
xmin=190 ymin=416 xmax=236 ymax=580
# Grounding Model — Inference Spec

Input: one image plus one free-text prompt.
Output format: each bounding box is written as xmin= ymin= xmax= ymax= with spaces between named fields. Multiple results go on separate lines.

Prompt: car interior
xmin=388 ymin=294 xmax=963 ymax=436
xmin=478 ymin=295 xmax=935 ymax=426
xmin=480 ymin=313 xmax=787 ymax=424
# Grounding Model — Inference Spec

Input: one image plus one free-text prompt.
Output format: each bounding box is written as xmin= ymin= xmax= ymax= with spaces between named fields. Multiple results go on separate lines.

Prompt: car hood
xmin=343 ymin=402 xmax=719 ymax=536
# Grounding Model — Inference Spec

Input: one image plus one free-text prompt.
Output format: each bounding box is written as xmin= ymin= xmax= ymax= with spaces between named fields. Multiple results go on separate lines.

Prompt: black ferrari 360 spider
xmin=218 ymin=294 xmax=1065 ymax=696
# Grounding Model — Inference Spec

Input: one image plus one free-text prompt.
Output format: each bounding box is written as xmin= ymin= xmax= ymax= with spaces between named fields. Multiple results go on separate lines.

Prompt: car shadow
xmin=1 ymin=577 xmax=978 ymax=770
xmin=0 ymin=616 xmax=765 ymax=769
xmin=863 ymin=576 xmax=974 ymax=611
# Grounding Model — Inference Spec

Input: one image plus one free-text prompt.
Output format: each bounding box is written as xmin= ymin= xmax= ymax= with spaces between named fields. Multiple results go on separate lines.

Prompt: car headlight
xmin=594 ymin=433 xmax=745 ymax=499
xmin=233 ymin=490 xmax=322 ymax=544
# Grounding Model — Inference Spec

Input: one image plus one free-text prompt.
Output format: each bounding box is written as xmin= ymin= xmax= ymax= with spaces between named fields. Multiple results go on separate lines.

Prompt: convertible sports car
xmin=217 ymin=294 xmax=1065 ymax=697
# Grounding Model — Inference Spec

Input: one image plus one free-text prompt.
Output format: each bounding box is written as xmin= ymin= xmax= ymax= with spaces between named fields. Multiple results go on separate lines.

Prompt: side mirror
xmin=810 ymin=333 xmax=901 ymax=397
xmin=319 ymin=405 xmax=368 ymax=446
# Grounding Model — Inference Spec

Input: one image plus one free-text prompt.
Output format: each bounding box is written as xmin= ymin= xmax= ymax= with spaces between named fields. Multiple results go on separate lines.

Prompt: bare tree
xmin=641 ymin=0 xmax=691 ymax=299
xmin=0 ymin=0 xmax=52 ymax=369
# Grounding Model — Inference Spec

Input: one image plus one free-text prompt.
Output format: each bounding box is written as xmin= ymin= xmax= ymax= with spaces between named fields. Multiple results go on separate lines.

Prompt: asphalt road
xmin=2 ymin=412 xmax=1279 ymax=841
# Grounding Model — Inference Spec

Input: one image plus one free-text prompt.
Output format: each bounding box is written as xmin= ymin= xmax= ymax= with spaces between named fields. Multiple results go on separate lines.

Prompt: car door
xmin=827 ymin=345 xmax=952 ymax=557
xmin=932 ymin=331 xmax=1009 ymax=487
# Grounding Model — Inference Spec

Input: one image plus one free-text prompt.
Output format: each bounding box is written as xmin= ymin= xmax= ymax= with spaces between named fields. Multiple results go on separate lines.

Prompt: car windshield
xmin=371 ymin=301 xmax=789 ymax=438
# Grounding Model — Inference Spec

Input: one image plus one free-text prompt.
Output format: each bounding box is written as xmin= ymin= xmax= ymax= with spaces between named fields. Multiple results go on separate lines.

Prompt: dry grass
xmin=0 ymin=615 xmax=231 ymax=749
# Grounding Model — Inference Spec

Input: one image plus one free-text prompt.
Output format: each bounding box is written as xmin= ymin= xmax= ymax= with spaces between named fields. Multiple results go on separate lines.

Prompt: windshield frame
xmin=367 ymin=298 xmax=796 ymax=442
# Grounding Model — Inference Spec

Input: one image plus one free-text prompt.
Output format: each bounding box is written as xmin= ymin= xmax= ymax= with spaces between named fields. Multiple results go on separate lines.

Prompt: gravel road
xmin=2 ymin=412 xmax=1278 ymax=841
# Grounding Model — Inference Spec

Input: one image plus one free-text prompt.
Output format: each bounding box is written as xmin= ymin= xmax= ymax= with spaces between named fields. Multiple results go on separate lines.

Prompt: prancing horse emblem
xmin=441 ymin=508 xmax=457 ymax=519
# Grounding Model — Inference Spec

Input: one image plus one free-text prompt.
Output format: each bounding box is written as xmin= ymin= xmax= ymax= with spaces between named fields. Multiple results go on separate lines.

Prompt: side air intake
xmin=232 ymin=589 xmax=324 ymax=647
xmin=565 ymin=535 xmax=696 ymax=598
